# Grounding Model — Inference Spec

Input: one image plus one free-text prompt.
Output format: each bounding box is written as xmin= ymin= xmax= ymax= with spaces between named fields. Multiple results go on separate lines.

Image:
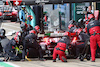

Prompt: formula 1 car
xmin=39 ymin=36 xmax=61 ymax=57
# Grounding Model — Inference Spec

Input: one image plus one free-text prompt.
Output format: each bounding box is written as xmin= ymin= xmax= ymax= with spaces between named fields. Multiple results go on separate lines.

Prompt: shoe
xmin=76 ymin=57 xmax=80 ymax=60
xmin=74 ymin=56 xmax=78 ymax=59
xmin=21 ymin=59 xmax=25 ymax=61
xmin=39 ymin=58 xmax=46 ymax=61
xmin=91 ymin=60 xmax=95 ymax=62
xmin=53 ymin=59 xmax=56 ymax=62
xmin=63 ymin=60 xmax=67 ymax=62
xmin=62 ymin=56 xmax=67 ymax=62
xmin=3 ymin=57 xmax=10 ymax=62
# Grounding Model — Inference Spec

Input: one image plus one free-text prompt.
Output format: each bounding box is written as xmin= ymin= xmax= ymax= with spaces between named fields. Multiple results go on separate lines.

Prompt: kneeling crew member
xmin=53 ymin=32 xmax=70 ymax=62
xmin=22 ymin=30 xmax=46 ymax=61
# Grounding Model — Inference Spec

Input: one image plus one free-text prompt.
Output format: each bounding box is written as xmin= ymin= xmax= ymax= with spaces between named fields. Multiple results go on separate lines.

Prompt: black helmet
xmin=69 ymin=20 xmax=76 ymax=25
xmin=20 ymin=23 xmax=27 ymax=30
xmin=77 ymin=19 xmax=85 ymax=28
xmin=0 ymin=29 xmax=6 ymax=37
xmin=27 ymin=24 xmax=33 ymax=31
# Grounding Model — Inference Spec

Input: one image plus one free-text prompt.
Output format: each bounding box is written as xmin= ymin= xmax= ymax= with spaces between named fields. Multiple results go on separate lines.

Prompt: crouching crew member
xmin=22 ymin=28 xmax=46 ymax=61
xmin=75 ymin=32 xmax=90 ymax=58
xmin=4 ymin=36 xmax=21 ymax=61
xmin=53 ymin=32 xmax=70 ymax=62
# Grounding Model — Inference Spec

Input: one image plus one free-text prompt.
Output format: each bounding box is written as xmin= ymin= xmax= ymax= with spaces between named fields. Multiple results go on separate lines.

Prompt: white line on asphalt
xmin=5 ymin=23 xmax=20 ymax=25
xmin=2 ymin=27 xmax=19 ymax=31
xmin=4 ymin=62 xmax=20 ymax=67
xmin=3 ymin=24 xmax=20 ymax=29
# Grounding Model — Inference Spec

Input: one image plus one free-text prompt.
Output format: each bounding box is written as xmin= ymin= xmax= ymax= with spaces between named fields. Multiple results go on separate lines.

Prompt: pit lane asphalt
xmin=0 ymin=20 xmax=100 ymax=67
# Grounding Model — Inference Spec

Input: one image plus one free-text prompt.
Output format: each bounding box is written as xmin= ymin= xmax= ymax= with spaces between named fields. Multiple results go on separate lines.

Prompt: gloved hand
xmin=65 ymin=49 xmax=68 ymax=55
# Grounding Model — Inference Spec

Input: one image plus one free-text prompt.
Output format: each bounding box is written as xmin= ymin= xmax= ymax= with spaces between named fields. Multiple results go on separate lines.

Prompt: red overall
xmin=68 ymin=24 xmax=74 ymax=30
xmin=89 ymin=26 xmax=100 ymax=61
xmin=53 ymin=42 xmax=67 ymax=62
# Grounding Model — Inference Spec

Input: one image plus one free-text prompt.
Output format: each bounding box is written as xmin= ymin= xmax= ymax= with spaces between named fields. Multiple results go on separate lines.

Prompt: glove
xmin=65 ymin=49 xmax=68 ymax=55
